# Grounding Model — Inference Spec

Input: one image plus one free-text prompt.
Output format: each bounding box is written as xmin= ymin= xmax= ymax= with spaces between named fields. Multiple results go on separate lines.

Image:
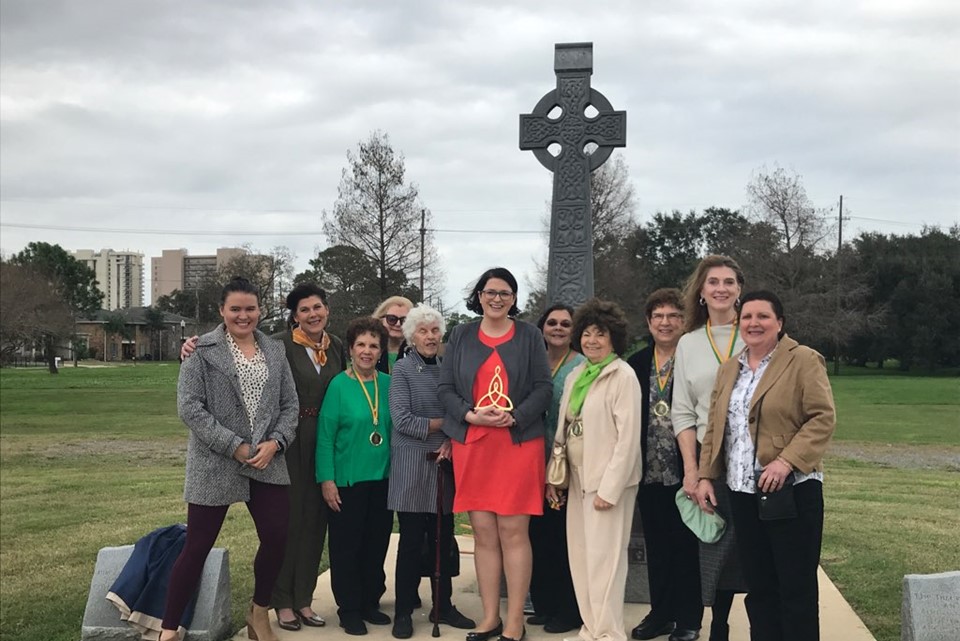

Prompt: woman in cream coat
xmin=547 ymin=299 xmax=642 ymax=641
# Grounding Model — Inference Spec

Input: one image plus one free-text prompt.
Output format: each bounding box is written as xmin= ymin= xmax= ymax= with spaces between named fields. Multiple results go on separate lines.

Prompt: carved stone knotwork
xmin=519 ymin=42 xmax=627 ymax=308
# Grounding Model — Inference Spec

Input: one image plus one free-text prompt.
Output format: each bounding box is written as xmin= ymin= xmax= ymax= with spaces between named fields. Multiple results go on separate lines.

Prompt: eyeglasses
xmin=650 ymin=312 xmax=683 ymax=322
xmin=481 ymin=289 xmax=515 ymax=300
xmin=382 ymin=314 xmax=406 ymax=326
xmin=545 ymin=319 xmax=572 ymax=328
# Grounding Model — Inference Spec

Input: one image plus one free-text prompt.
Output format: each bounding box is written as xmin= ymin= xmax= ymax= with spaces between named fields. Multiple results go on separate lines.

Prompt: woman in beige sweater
xmin=546 ymin=299 xmax=642 ymax=641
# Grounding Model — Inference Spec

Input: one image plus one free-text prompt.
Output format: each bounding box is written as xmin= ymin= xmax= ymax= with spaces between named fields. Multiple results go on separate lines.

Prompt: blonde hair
xmin=681 ymin=255 xmax=745 ymax=333
xmin=372 ymin=296 xmax=414 ymax=319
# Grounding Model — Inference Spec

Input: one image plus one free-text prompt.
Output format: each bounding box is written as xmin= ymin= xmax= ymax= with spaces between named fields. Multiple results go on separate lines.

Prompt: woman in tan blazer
xmin=695 ymin=290 xmax=835 ymax=641
xmin=547 ymin=299 xmax=642 ymax=641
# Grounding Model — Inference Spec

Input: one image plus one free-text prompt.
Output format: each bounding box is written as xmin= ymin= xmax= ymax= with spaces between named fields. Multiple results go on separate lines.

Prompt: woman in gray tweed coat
xmin=159 ymin=277 xmax=298 ymax=641
xmin=387 ymin=304 xmax=475 ymax=639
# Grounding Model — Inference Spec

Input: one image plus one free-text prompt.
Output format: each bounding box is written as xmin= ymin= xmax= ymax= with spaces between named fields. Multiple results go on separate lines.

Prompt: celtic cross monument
xmin=519 ymin=42 xmax=626 ymax=307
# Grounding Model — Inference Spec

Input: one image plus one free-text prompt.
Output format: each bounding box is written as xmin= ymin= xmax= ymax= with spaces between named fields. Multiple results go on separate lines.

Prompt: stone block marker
xmin=82 ymin=545 xmax=231 ymax=641
xmin=902 ymin=570 xmax=960 ymax=641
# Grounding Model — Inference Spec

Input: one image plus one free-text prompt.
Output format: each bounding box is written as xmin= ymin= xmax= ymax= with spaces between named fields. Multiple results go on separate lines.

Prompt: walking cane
xmin=432 ymin=455 xmax=444 ymax=637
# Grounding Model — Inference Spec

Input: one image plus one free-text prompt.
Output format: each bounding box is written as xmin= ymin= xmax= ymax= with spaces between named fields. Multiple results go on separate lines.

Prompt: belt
xmin=299 ymin=407 xmax=319 ymax=418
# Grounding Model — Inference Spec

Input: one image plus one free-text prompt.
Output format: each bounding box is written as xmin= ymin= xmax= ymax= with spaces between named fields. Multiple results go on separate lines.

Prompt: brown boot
xmin=246 ymin=600 xmax=279 ymax=641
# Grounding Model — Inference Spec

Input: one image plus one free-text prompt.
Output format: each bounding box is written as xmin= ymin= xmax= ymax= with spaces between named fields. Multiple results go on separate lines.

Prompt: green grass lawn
xmin=1 ymin=364 xmax=958 ymax=641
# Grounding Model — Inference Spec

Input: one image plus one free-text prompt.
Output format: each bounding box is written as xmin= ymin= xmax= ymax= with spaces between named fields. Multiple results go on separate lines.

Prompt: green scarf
xmin=567 ymin=353 xmax=617 ymax=417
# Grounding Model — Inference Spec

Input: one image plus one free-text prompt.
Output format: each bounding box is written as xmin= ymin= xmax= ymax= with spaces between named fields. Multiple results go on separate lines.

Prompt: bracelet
xmin=776 ymin=456 xmax=793 ymax=471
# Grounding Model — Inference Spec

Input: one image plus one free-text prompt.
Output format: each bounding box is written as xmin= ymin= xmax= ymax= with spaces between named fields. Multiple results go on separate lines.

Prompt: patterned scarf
xmin=291 ymin=326 xmax=330 ymax=366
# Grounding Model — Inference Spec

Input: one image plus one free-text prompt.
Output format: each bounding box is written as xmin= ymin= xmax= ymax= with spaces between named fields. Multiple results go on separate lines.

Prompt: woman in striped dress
xmin=388 ymin=304 xmax=476 ymax=639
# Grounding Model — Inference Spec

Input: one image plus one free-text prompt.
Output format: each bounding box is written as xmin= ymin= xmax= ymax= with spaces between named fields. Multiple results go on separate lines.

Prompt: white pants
xmin=566 ymin=473 xmax=638 ymax=641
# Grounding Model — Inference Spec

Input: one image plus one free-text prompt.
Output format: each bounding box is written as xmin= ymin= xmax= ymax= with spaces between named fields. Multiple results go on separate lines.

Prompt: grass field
xmin=1 ymin=363 xmax=958 ymax=641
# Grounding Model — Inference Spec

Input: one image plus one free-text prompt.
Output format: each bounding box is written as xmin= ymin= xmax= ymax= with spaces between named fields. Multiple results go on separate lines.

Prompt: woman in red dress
xmin=439 ymin=267 xmax=553 ymax=641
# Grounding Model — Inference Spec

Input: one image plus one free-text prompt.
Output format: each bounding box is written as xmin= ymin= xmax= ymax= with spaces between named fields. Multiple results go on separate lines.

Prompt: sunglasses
xmin=382 ymin=314 xmax=406 ymax=326
xmin=545 ymin=319 xmax=572 ymax=328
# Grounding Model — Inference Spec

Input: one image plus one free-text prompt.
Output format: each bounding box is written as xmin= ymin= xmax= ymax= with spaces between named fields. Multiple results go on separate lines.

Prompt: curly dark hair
xmin=464 ymin=267 xmax=521 ymax=317
xmin=345 ymin=316 xmax=388 ymax=349
xmin=644 ymin=287 xmax=684 ymax=319
xmin=571 ymin=298 xmax=630 ymax=356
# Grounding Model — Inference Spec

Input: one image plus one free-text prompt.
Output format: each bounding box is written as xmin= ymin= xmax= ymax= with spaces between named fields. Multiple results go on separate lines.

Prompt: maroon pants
xmin=162 ymin=480 xmax=290 ymax=629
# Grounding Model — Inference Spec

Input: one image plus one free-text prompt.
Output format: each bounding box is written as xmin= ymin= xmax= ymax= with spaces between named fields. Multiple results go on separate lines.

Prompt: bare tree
xmin=217 ymin=245 xmax=295 ymax=331
xmin=746 ymin=165 xmax=832 ymax=252
xmin=322 ymin=131 xmax=442 ymax=301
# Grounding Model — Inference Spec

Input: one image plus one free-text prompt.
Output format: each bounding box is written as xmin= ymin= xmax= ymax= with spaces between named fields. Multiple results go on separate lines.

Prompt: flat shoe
xmin=276 ymin=609 xmax=302 ymax=631
xmin=668 ymin=629 xmax=700 ymax=641
xmin=430 ymin=605 xmax=476 ymax=629
xmin=544 ymin=618 xmax=579 ymax=634
xmin=498 ymin=626 xmax=526 ymax=641
xmin=340 ymin=615 xmax=368 ymax=636
xmin=526 ymin=615 xmax=548 ymax=626
xmin=296 ymin=611 xmax=326 ymax=627
xmin=632 ymin=617 xmax=675 ymax=640
xmin=465 ymin=620 xmax=503 ymax=641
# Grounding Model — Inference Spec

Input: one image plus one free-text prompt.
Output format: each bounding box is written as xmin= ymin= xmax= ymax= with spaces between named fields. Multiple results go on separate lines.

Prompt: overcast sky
xmin=2 ymin=0 xmax=957 ymax=312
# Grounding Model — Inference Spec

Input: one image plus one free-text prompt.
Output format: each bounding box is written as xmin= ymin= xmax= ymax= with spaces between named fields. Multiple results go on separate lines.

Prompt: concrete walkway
xmin=229 ymin=535 xmax=875 ymax=641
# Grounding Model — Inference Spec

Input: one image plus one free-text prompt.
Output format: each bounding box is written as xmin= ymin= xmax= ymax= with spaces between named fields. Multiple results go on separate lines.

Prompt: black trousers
xmin=395 ymin=511 xmax=454 ymax=616
xmin=729 ymin=481 xmax=824 ymax=641
xmin=636 ymin=483 xmax=703 ymax=630
xmin=327 ymin=479 xmax=393 ymax=618
xmin=529 ymin=497 xmax=582 ymax=624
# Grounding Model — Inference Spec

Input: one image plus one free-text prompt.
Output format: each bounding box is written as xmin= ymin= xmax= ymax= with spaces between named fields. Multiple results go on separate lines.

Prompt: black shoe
xmin=498 ymin=626 xmax=526 ymax=641
xmin=631 ymin=615 xmax=675 ymax=640
xmin=544 ymin=618 xmax=579 ymax=634
xmin=296 ymin=610 xmax=326 ymax=627
xmin=363 ymin=609 xmax=392 ymax=625
xmin=393 ymin=614 xmax=414 ymax=639
xmin=668 ymin=630 xmax=700 ymax=641
xmin=465 ymin=620 xmax=503 ymax=641
xmin=430 ymin=606 xmax=476 ymax=629
xmin=276 ymin=610 xmax=302 ymax=631
xmin=340 ymin=614 xmax=368 ymax=636
xmin=526 ymin=615 xmax=548 ymax=626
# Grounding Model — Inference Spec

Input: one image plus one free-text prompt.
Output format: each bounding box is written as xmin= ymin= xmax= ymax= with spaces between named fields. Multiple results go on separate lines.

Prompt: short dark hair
xmin=571 ymin=298 xmax=630 ymax=356
xmin=220 ymin=276 xmax=259 ymax=304
xmin=286 ymin=282 xmax=328 ymax=312
xmin=645 ymin=288 xmax=685 ymax=319
xmin=465 ymin=267 xmax=521 ymax=316
xmin=738 ymin=290 xmax=786 ymax=339
xmin=536 ymin=302 xmax=576 ymax=332
xmin=345 ymin=316 xmax=388 ymax=348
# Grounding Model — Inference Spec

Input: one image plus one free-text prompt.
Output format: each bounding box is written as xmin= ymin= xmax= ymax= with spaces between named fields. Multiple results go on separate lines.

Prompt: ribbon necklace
xmin=352 ymin=366 xmax=382 ymax=445
xmin=705 ymin=319 xmax=738 ymax=364
xmin=652 ymin=349 xmax=674 ymax=418
xmin=550 ymin=348 xmax=572 ymax=379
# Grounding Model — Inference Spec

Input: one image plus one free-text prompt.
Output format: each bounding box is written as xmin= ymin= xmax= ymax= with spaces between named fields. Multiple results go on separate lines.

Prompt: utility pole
xmin=834 ymin=195 xmax=843 ymax=375
xmin=419 ymin=208 xmax=426 ymax=303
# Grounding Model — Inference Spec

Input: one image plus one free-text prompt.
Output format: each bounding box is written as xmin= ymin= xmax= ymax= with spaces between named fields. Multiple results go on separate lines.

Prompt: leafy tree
xmin=10 ymin=242 xmax=103 ymax=372
xmin=296 ymin=245 xmax=420 ymax=338
xmin=155 ymin=283 xmax=221 ymax=327
xmin=322 ymin=131 xmax=442 ymax=301
xmin=144 ymin=306 xmax=167 ymax=360
xmin=0 ymin=262 xmax=73 ymax=363
xmin=102 ymin=312 xmax=128 ymax=361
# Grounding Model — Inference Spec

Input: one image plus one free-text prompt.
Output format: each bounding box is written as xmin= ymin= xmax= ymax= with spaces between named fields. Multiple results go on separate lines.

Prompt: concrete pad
xmin=229 ymin=535 xmax=875 ymax=641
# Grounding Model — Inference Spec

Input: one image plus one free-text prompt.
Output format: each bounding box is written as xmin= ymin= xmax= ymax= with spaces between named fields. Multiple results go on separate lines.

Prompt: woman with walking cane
xmin=389 ymin=304 xmax=476 ymax=638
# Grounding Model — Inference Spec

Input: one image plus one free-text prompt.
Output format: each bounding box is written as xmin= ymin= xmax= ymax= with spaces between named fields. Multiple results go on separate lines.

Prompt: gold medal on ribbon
xmin=653 ymin=400 xmax=670 ymax=417
xmin=474 ymin=365 xmax=514 ymax=411
xmin=369 ymin=431 xmax=383 ymax=446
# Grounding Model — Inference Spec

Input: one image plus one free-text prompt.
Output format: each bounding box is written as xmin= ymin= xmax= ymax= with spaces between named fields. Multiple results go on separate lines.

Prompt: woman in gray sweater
xmin=159 ymin=277 xmax=298 ymax=641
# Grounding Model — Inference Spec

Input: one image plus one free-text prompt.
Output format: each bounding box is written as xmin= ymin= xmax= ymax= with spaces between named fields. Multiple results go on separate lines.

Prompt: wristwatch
xmin=274 ymin=439 xmax=284 ymax=455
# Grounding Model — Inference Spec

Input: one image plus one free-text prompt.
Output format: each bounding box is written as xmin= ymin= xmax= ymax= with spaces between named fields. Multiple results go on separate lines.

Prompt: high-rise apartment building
xmin=150 ymin=248 xmax=245 ymax=301
xmin=72 ymin=249 xmax=145 ymax=310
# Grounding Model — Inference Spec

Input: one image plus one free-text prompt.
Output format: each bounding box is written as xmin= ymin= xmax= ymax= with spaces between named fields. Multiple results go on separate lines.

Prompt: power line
xmin=0 ymin=222 xmax=544 ymax=236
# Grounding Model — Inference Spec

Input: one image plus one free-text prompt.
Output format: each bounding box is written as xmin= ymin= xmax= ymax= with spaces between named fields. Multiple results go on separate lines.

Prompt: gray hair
xmin=402 ymin=303 xmax=445 ymax=343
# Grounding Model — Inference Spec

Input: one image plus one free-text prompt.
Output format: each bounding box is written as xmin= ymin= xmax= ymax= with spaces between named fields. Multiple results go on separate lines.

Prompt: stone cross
xmin=520 ymin=42 xmax=626 ymax=307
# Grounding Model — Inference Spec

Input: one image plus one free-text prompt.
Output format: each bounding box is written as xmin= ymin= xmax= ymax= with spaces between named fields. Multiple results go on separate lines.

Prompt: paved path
xmin=229 ymin=534 xmax=875 ymax=641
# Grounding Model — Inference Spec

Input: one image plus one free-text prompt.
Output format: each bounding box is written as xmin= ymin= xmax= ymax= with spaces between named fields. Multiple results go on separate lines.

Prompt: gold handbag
xmin=546 ymin=441 xmax=569 ymax=489
xmin=546 ymin=416 xmax=576 ymax=489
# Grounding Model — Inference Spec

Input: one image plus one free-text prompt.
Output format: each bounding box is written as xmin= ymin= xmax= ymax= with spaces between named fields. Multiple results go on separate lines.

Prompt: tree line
xmin=525 ymin=159 xmax=959 ymax=371
xmin=2 ymin=135 xmax=956 ymax=372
